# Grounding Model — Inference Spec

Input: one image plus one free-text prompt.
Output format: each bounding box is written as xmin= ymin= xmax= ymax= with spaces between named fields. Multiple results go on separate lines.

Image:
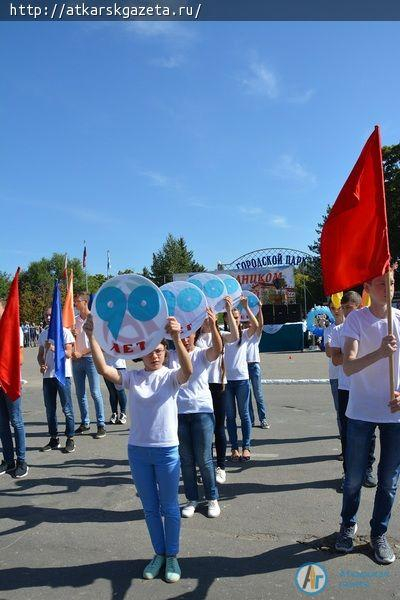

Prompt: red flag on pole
xmin=321 ymin=126 xmax=390 ymax=295
xmin=62 ymin=269 xmax=75 ymax=329
xmin=0 ymin=268 xmax=21 ymax=401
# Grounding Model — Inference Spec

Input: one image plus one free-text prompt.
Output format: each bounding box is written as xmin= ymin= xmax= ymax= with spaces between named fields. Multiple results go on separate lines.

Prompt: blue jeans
xmin=72 ymin=357 xmax=105 ymax=427
xmin=178 ymin=412 xmax=218 ymax=501
xmin=225 ymin=379 xmax=252 ymax=451
xmin=329 ymin=378 xmax=341 ymax=436
xmin=248 ymin=362 xmax=267 ymax=424
xmin=128 ymin=444 xmax=181 ymax=556
xmin=341 ymin=418 xmax=400 ymax=537
xmin=43 ymin=377 xmax=75 ymax=438
xmin=0 ymin=388 xmax=26 ymax=463
xmin=104 ymin=370 xmax=127 ymax=414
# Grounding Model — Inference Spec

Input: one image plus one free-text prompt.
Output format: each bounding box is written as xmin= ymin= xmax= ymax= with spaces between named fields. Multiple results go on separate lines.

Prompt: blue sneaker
xmin=335 ymin=523 xmax=358 ymax=553
xmin=143 ymin=554 xmax=165 ymax=580
xmin=165 ymin=556 xmax=181 ymax=583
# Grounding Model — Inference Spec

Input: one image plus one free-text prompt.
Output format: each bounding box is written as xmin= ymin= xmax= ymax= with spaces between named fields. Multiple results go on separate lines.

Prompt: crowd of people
xmin=1 ymin=271 xmax=400 ymax=581
xmin=0 ymin=290 xmax=269 ymax=582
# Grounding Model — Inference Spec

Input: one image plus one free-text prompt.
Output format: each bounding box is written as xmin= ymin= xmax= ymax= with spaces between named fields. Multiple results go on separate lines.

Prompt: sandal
xmin=241 ymin=449 xmax=251 ymax=462
xmin=230 ymin=449 xmax=241 ymax=461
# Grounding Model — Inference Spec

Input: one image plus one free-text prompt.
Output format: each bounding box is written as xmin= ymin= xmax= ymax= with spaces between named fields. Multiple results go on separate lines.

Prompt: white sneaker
xmin=207 ymin=499 xmax=221 ymax=518
xmin=182 ymin=501 xmax=198 ymax=518
xmin=216 ymin=467 xmax=226 ymax=484
xmin=118 ymin=413 xmax=127 ymax=424
xmin=110 ymin=413 xmax=118 ymax=424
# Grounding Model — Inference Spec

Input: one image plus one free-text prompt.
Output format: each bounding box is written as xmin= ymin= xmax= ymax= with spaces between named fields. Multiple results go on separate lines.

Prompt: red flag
xmin=321 ymin=126 xmax=390 ymax=295
xmin=0 ymin=268 xmax=21 ymax=401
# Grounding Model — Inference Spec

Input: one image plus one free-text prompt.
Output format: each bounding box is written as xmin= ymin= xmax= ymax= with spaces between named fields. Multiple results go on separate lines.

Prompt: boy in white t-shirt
xmin=37 ymin=307 xmax=76 ymax=453
xmin=330 ymin=291 xmax=376 ymax=490
xmin=334 ymin=271 xmax=400 ymax=564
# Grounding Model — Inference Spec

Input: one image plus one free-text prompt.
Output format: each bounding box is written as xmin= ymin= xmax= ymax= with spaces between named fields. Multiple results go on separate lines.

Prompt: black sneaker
xmin=40 ymin=437 xmax=61 ymax=452
xmin=14 ymin=460 xmax=29 ymax=479
xmin=0 ymin=460 xmax=15 ymax=475
xmin=335 ymin=523 xmax=358 ymax=553
xmin=75 ymin=424 xmax=90 ymax=434
xmin=94 ymin=426 xmax=106 ymax=439
xmin=370 ymin=534 xmax=396 ymax=564
xmin=64 ymin=438 xmax=75 ymax=453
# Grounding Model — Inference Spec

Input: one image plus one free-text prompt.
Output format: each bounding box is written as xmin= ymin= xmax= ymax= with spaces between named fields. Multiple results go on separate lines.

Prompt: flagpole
xmin=385 ymin=270 xmax=395 ymax=402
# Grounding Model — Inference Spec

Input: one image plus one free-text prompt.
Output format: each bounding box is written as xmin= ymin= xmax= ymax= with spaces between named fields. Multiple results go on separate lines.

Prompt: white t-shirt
xmin=38 ymin=326 xmax=75 ymax=378
xmin=343 ymin=307 xmax=400 ymax=423
xmin=121 ymin=366 xmax=181 ymax=447
xmin=104 ymin=353 xmax=126 ymax=369
xmin=330 ymin=323 xmax=351 ymax=391
xmin=74 ymin=315 xmax=91 ymax=354
xmin=20 ymin=327 xmax=23 ymax=348
xmin=324 ymin=323 xmax=340 ymax=380
xmin=247 ymin=330 xmax=261 ymax=363
xmin=196 ymin=333 xmax=226 ymax=384
xmin=223 ymin=328 xmax=253 ymax=381
xmin=169 ymin=347 xmax=214 ymax=413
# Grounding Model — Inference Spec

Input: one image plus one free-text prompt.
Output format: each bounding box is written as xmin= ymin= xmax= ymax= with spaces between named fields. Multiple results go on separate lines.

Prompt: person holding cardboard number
xmin=84 ymin=314 xmax=192 ymax=584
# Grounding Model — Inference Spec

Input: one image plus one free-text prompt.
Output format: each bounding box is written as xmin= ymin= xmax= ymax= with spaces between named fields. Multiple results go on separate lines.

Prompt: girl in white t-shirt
xmin=83 ymin=315 xmax=192 ymax=584
xmin=196 ymin=296 xmax=239 ymax=484
xmin=170 ymin=307 xmax=223 ymax=519
xmin=223 ymin=297 xmax=258 ymax=461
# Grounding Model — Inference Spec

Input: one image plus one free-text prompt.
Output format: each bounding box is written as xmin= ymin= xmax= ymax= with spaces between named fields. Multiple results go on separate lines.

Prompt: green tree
xmin=382 ymin=144 xmax=400 ymax=262
xmin=19 ymin=253 xmax=86 ymax=322
xmin=87 ymin=273 xmax=107 ymax=293
xmin=0 ymin=271 xmax=11 ymax=299
xmin=144 ymin=234 xmax=205 ymax=287
xmin=117 ymin=269 xmax=135 ymax=275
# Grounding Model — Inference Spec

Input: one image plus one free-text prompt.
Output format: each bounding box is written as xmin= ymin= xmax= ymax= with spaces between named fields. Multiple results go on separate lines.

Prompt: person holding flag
xmin=320 ymin=126 xmax=400 ymax=564
xmin=0 ymin=270 xmax=28 ymax=479
xmin=37 ymin=284 xmax=76 ymax=453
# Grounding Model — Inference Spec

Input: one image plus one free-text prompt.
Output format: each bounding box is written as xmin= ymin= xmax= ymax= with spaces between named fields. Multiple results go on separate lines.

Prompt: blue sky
xmin=1 ymin=21 xmax=400 ymax=277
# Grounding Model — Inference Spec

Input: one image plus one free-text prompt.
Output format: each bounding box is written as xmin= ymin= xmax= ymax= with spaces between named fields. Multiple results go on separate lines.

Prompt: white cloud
xmin=140 ymin=170 xmax=182 ymax=191
xmin=241 ymin=62 xmax=278 ymax=99
xmin=238 ymin=206 xmax=264 ymax=217
xmin=287 ymin=88 xmax=315 ymax=104
xmin=126 ymin=21 xmax=195 ymax=41
xmin=268 ymin=154 xmax=316 ymax=186
xmin=149 ymin=55 xmax=184 ymax=69
xmin=269 ymin=215 xmax=290 ymax=229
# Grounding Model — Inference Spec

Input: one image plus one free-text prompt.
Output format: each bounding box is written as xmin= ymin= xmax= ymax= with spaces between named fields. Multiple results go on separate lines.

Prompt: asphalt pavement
xmin=0 ymin=349 xmax=399 ymax=600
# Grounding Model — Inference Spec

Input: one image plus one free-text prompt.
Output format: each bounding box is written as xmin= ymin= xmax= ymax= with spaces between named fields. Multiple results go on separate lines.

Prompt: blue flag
xmin=47 ymin=281 xmax=66 ymax=385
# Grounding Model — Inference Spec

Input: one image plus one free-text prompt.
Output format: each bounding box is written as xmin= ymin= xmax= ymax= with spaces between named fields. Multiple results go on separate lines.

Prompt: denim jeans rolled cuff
xmin=43 ymin=377 xmax=75 ymax=438
xmin=225 ymin=379 xmax=252 ymax=450
xmin=0 ymin=389 xmax=26 ymax=463
xmin=178 ymin=412 xmax=218 ymax=501
xmin=248 ymin=362 xmax=267 ymax=422
xmin=341 ymin=419 xmax=400 ymax=536
xmin=128 ymin=444 xmax=181 ymax=556
xmin=72 ymin=356 xmax=105 ymax=427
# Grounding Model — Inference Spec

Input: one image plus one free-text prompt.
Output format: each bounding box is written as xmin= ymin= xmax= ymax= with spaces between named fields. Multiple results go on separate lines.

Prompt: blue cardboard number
xmin=204 ymin=279 xmax=224 ymax=299
xmin=177 ymin=287 xmax=202 ymax=312
xmin=162 ymin=290 xmax=176 ymax=316
xmin=95 ymin=287 xmax=127 ymax=339
xmin=128 ymin=285 xmax=160 ymax=322
xmin=224 ymin=278 xmax=239 ymax=294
